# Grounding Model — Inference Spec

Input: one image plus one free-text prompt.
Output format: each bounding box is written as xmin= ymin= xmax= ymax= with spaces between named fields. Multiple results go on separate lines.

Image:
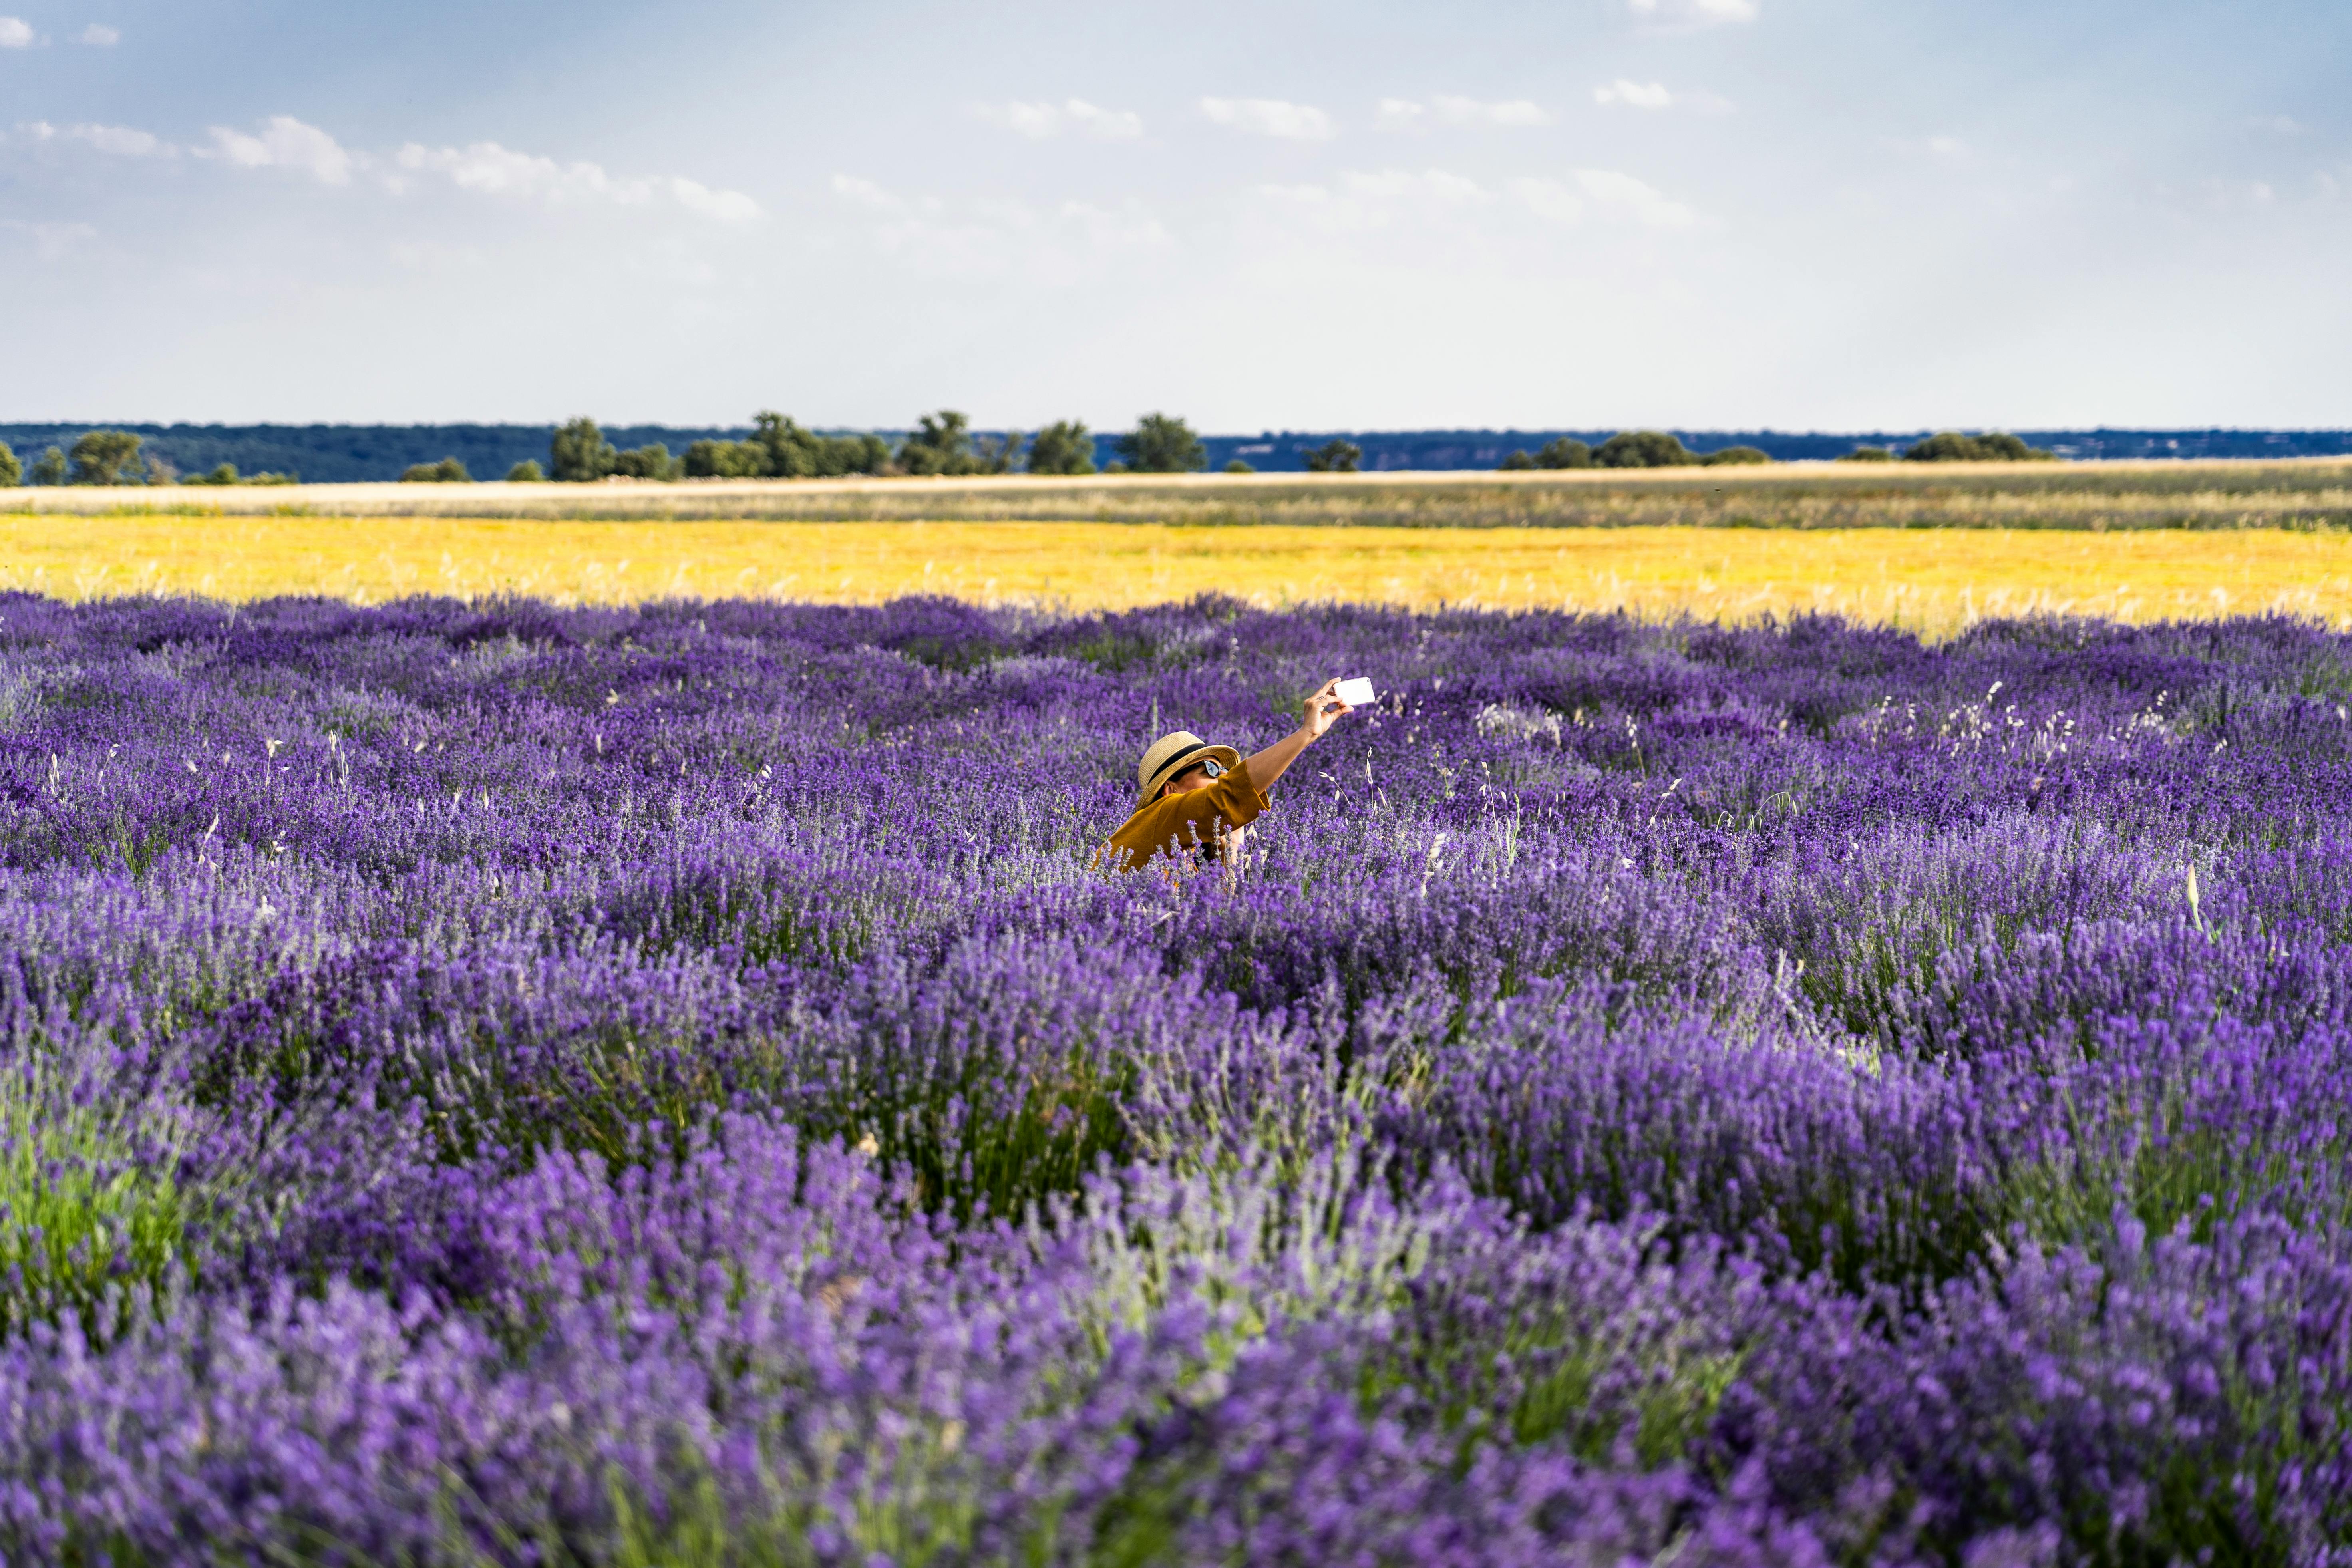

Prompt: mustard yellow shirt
xmin=1103 ymin=757 xmax=1269 ymax=872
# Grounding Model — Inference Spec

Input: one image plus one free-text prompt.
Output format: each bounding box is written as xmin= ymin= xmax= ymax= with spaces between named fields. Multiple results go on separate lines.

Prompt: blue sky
xmin=2 ymin=0 xmax=2346 ymax=430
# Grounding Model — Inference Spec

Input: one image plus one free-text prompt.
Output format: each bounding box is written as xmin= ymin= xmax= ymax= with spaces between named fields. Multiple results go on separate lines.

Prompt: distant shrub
xmin=29 ymin=446 xmax=66 ymax=486
xmin=1498 ymin=450 xmax=1536 ymax=471
xmin=1304 ymin=439 xmax=1362 ymax=474
xmin=550 ymin=417 xmax=618 ymax=481
xmin=1595 ymin=430 xmax=1696 ymax=468
xmin=0 ymin=441 xmax=18 ymax=487
xmin=613 ymin=444 xmax=682 ymax=482
xmin=1223 ymin=459 xmax=1255 ymax=474
xmin=1535 ymin=437 xmax=1593 ymax=469
xmin=897 ymin=411 xmax=975 ymax=477
xmin=1115 ymin=413 xmax=1208 ymax=473
xmin=68 ymin=429 xmax=145 ymax=485
xmin=1838 ymin=446 xmax=1896 ymax=463
xmin=748 ymin=412 xmax=889 ymax=478
xmin=683 ymin=439 xmax=767 ymax=479
xmin=1903 ymin=431 xmax=2056 ymax=463
xmin=505 ymin=460 xmax=546 ymax=483
xmin=1702 ymin=446 xmax=1771 ymax=466
xmin=1028 ymin=421 xmax=1097 ymax=476
xmin=400 ymin=457 xmax=473 ymax=483
xmin=187 ymin=463 xmax=239 ymax=486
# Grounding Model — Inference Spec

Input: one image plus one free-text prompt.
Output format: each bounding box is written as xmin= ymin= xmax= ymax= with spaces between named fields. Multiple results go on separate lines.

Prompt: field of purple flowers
xmin=4 ymin=588 xmax=2352 ymax=1564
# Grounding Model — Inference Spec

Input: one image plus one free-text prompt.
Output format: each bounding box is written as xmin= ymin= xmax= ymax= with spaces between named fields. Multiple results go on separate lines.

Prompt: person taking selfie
xmin=1102 ymin=677 xmax=1358 ymax=874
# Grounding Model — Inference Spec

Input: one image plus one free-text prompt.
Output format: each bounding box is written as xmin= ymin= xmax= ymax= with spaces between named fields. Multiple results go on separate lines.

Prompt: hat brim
xmin=1137 ymin=743 xmax=1242 ymax=810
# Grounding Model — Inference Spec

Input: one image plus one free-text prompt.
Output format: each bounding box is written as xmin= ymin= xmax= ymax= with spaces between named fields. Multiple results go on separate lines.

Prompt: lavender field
xmin=6 ymin=589 xmax=2352 ymax=1564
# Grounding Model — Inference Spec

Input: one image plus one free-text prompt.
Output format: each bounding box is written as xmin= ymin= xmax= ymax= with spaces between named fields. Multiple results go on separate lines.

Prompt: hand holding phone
xmin=1334 ymin=677 xmax=1376 ymax=706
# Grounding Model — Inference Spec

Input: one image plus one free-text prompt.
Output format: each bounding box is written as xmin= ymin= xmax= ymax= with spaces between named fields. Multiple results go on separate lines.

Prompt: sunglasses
xmin=1167 ymin=756 xmax=1224 ymax=788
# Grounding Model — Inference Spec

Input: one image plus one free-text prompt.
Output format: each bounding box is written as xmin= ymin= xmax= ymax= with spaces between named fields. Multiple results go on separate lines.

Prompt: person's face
xmin=1161 ymin=762 xmax=1219 ymax=799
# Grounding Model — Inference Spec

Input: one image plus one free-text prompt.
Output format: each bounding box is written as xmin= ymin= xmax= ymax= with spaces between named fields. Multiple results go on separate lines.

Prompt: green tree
xmin=29 ymin=447 xmax=66 ymax=486
xmin=1595 ymin=430 xmax=1696 ymax=469
xmin=745 ymin=412 xmax=889 ymax=479
xmin=400 ymin=457 xmax=472 ymax=483
xmin=1903 ymin=432 xmax=1986 ymax=462
xmin=613 ymin=444 xmax=681 ymax=481
xmin=1224 ymin=459 xmax=1255 ymax=474
xmin=1303 ymin=439 xmax=1362 ymax=474
xmin=1534 ymin=437 xmax=1592 ymax=469
xmin=973 ymin=430 xmax=1024 ymax=475
xmin=550 ymin=417 xmax=618 ymax=481
xmin=506 ymin=460 xmax=546 ymax=482
xmin=1497 ymin=450 xmax=1536 ymax=471
xmin=1701 ymin=445 xmax=1771 ymax=466
xmin=189 ymin=463 xmax=241 ymax=485
xmin=1115 ymin=413 xmax=1207 ymax=474
xmin=1902 ymin=431 xmax=2053 ymax=463
xmin=0 ymin=441 xmax=18 ymax=487
xmin=684 ymin=439 xmax=767 ymax=479
xmin=143 ymin=453 xmax=179 ymax=485
xmin=1837 ymin=446 xmax=1895 ymax=463
xmin=898 ymin=410 xmax=975 ymax=476
xmin=1977 ymin=432 xmax=2053 ymax=461
xmin=68 ymin=430 xmax=145 ymax=485
xmin=1026 ymin=420 xmax=1097 ymax=476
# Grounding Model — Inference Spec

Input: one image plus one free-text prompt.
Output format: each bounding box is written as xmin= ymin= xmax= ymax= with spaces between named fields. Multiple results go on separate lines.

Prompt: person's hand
xmin=1302 ymin=677 xmax=1353 ymax=739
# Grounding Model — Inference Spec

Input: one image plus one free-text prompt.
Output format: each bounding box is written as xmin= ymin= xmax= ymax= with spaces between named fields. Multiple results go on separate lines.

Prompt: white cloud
xmin=1594 ymin=80 xmax=1736 ymax=115
xmin=0 ymin=16 xmax=32 ymax=46
xmin=2 ymin=218 xmax=97 ymax=259
xmin=10 ymin=120 xmax=174 ymax=155
xmin=1595 ymin=80 xmax=1675 ymax=110
xmin=2248 ymin=115 xmax=2302 ymax=136
xmin=66 ymin=122 xmax=166 ymax=156
xmin=1627 ymin=0 xmax=1759 ymax=28
xmin=1344 ymin=167 xmax=1495 ymax=204
xmin=1380 ymin=97 xmax=1550 ymax=129
xmin=1261 ymin=168 xmax=1517 ymax=231
xmin=1926 ymin=135 xmax=1970 ymax=161
xmin=668 ymin=177 xmax=761 ymax=224
xmin=1199 ymin=97 xmax=1334 ymax=141
xmin=1569 ymin=168 xmax=1697 ymax=226
xmin=1503 ymin=177 xmax=1584 ymax=223
xmin=394 ymin=140 xmax=759 ymax=222
xmin=77 ymin=23 xmax=118 ymax=45
xmin=205 ymin=117 xmax=354 ymax=184
xmin=978 ymin=99 xmax=1144 ymax=140
xmin=398 ymin=141 xmax=630 ymax=203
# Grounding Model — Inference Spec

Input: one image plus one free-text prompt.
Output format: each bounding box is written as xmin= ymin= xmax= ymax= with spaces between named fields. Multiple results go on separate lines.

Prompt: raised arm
xmin=1243 ymin=678 xmax=1354 ymax=793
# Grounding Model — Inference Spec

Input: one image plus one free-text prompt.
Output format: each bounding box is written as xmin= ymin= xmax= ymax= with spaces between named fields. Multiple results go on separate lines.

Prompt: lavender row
xmin=3 ymin=590 xmax=2352 ymax=1562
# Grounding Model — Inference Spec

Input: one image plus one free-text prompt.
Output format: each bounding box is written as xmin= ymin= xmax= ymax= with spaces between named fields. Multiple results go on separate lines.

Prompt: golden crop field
xmin=2 ymin=511 xmax=2347 ymax=638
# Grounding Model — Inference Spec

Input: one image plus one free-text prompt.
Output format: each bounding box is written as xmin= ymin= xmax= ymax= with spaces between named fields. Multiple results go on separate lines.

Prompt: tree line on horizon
xmin=1493 ymin=429 xmax=2054 ymax=469
xmin=0 ymin=419 xmax=2058 ymax=488
xmin=0 ymin=429 xmax=298 ymax=487
xmin=412 ymin=412 xmax=1225 ymax=485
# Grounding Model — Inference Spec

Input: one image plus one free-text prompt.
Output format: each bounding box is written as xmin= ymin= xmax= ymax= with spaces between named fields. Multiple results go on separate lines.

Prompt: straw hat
xmin=1133 ymin=730 xmax=1241 ymax=811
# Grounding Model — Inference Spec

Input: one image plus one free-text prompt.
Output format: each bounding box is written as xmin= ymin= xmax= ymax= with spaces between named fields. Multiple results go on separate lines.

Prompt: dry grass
xmin=13 ymin=457 xmax=2352 ymax=531
xmin=2 ymin=514 xmax=2346 ymax=637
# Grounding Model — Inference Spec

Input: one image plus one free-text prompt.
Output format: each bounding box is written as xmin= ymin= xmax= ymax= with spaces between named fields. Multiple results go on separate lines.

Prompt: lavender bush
xmin=3 ymin=589 xmax=2352 ymax=1564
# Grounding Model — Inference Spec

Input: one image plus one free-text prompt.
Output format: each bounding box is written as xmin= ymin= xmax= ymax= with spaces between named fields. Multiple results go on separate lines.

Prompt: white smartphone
xmin=1334 ymin=677 xmax=1376 ymax=706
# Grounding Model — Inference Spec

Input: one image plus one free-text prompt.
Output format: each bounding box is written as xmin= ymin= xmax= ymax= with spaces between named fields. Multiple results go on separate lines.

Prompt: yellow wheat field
xmin=1 ymin=514 xmax=2348 ymax=636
